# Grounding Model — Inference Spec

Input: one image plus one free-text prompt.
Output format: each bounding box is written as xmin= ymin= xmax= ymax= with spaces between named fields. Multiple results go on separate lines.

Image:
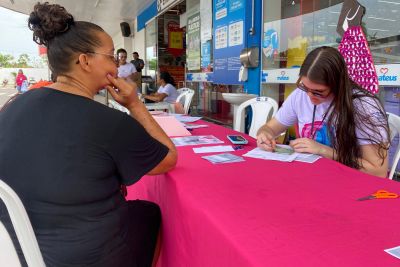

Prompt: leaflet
xmin=243 ymin=145 xmax=321 ymax=163
xmin=202 ymin=153 xmax=245 ymax=164
xmin=172 ymin=135 xmax=224 ymax=146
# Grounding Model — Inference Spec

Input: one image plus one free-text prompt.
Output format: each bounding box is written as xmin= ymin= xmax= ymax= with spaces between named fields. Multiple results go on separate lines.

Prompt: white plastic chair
xmin=0 ymin=179 xmax=45 ymax=267
xmin=387 ymin=112 xmax=400 ymax=179
xmin=108 ymin=99 xmax=130 ymax=114
xmin=0 ymin=221 xmax=21 ymax=266
xmin=174 ymin=88 xmax=195 ymax=114
xmin=234 ymin=96 xmax=278 ymax=138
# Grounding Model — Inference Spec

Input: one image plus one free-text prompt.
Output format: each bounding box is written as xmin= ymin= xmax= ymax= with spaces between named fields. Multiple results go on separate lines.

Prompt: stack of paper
xmin=153 ymin=116 xmax=191 ymax=137
xmin=202 ymin=153 xmax=245 ymax=164
xmin=172 ymin=135 xmax=224 ymax=146
xmin=184 ymin=124 xmax=209 ymax=129
xmin=243 ymin=145 xmax=321 ymax=163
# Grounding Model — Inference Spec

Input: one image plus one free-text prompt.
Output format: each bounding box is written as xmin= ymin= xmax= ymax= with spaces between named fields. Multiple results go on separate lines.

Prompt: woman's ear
xmin=77 ymin=54 xmax=92 ymax=71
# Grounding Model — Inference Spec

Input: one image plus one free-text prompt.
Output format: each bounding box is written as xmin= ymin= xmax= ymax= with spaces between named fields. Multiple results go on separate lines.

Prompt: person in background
xmin=0 ymin=2 xmax=177 ymax=267
xmin=117 ymin=48 xmax=138 ymax=85
xmin=130 ymin=52 xmax=144 ymax=90
xmin=143 ymin=71 xmax=178 ymax=104
xmin=15 ymin=69 xmax=27 ymax=94
xmin=256 ymin=46 xmax=390 ymax=178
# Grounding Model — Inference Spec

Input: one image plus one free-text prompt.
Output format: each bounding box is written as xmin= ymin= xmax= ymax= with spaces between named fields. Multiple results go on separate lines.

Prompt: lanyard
xmin=310 ymin=105 xmax=317 ymax=140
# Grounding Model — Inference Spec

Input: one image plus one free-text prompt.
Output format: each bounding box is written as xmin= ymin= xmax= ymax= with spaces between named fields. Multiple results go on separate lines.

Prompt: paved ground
xmin=0 ymin=85 xmax=19 ymax=108
xmin=0 ymin=85 xmax=108 ymax=109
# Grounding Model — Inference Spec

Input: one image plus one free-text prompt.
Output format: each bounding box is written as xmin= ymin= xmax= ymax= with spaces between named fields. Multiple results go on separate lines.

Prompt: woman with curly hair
xmin=0 ymin=2 xmax=177 ymax=266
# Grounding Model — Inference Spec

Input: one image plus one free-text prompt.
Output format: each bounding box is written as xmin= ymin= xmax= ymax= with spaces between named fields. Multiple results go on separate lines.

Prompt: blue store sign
xmin=213 ymin=0 xmax=246 ymax=84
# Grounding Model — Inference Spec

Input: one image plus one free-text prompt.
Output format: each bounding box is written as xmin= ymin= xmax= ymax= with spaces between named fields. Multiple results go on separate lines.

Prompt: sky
xmin=0 ymin=6 xmax=39 ymax=59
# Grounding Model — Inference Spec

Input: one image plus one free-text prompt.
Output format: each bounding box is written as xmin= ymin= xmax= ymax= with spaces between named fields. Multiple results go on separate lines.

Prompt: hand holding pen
xmin=256 ymin=131 xmax=276 ymax=152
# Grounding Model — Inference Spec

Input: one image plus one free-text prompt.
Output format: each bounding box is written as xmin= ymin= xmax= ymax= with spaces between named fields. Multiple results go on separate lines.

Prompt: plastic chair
xmin=0 ymin=179 xmax=45 ymax=267
xmin=0 ymin=221 xmax=21 ymax=266
xmin=387 ymin=112 xmax=400 ymax=179
xmin=108 ymin=99 xmax=130 ymax=114
xmin=173 ymin=88 xmax=195 ymax=114
xmin=234 ymin=96 xmax=278 ymax=138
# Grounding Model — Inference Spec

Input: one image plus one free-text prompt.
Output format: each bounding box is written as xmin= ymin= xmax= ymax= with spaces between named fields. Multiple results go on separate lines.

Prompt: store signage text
xmin=262 ymin=64 xmax=400 ymax=86
xmin=378 ymin=67 xmax=397 ymax=82
xmin=277 ymin=71 xmax=289 ymax=81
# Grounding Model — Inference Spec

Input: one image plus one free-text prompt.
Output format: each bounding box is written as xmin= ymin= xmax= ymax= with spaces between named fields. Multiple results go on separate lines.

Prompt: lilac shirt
xmin=275 ymin=89 xmax=387 ymax=146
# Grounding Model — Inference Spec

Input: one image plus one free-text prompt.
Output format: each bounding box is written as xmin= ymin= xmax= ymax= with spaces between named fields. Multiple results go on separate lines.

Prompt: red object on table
xmin=127 ymin=120 xmax=400 ymax=267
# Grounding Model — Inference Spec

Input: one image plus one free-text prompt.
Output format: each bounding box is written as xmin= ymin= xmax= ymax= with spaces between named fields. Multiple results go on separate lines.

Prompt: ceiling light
xmin=378 ymin=0 xmax=400 ymax=5
xmin=368 ymin=16 xmax=396 ymax=21
xmin=367 ymin=28 xmax=389 ymax=32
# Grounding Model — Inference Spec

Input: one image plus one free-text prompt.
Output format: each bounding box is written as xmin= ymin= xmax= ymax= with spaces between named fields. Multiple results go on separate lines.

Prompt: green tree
xmin=16 ymin=53 xmax=31 ymax=68
xmin=0 ymin=53 xmax=15 ymax=67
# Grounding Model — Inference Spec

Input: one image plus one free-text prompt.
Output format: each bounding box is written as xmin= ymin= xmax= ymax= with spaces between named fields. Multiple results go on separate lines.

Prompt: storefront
xmin=137 ymin=0 xmax=399 ymax=127
xmin=261 ymin=0 xmax=399 ymax=101
xmin=139 ymin=0 xmax=252 ymax=125
xmin=261 ymin=0 xmax=400 ymax=167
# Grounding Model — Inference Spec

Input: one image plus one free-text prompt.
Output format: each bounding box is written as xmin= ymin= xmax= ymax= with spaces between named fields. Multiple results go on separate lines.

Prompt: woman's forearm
xmin=143 ymin=93 xmax=163 ymax=102
xmin=358 ymin=158 xmax=388 ymax=178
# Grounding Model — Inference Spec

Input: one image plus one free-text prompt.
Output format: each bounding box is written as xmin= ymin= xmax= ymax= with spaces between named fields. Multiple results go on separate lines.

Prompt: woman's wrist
xmin=126 ymin=98 xmax=143 ymax=111
xmin=318 ymin=145 xmax=335 ymax=160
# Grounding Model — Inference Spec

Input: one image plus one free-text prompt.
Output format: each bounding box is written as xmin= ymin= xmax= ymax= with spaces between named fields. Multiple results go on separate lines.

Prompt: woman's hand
xmin=106 ymin=74 xmax=139 ymax=109
xmin=256 ymin=131 xmax=276 ymax=152
xmin=289 ymin=138 xmax=323 ymax=155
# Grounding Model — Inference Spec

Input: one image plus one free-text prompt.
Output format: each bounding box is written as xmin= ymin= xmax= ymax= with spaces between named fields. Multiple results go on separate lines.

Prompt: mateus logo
xmin=378 ymin=68 xmax=397 ymax=82
xmin=277 ymin=71 xmax=289 ymax=81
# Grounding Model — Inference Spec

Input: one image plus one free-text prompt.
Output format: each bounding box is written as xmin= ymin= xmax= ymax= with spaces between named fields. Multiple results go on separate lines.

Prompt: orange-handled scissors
xmin=357 ymin=190 xmax=399 ymax=201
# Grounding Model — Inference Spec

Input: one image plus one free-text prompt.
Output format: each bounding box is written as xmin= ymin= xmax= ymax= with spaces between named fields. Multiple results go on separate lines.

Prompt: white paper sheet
xmin=243 ymin=147 xmax=321 ymax=163
xmin=193 ymin=145 xmax=234 ymax=154
xmin=243 ymin=147 xmax=298 ymax=162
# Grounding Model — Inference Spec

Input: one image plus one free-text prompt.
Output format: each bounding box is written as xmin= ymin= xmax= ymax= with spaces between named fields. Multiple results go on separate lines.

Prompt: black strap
xmin=310 ymin=105 xmax=317 ymax=139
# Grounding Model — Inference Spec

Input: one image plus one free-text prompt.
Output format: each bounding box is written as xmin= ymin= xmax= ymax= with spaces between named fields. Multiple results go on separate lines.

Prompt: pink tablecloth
xmin=127 ymin=120 xmax=400 ymax=267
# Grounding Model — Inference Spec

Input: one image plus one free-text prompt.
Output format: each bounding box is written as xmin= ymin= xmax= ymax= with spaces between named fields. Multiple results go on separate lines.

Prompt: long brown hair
xmin=299 ymin=46 xmax=389 ymax=169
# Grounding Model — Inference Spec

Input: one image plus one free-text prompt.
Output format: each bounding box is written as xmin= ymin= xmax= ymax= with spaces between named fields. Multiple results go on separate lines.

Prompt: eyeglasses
xmin=75 ymin=51 xmax=117 ymax=64
xmin=89 ymin=51 xmax=117 ymax=63
xmin=297 ymin=81 xmax=330 ymax=99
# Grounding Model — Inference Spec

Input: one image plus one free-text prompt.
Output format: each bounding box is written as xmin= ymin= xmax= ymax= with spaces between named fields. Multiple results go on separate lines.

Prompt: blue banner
xmin=213 ymin=0 xmax=246 ymax=84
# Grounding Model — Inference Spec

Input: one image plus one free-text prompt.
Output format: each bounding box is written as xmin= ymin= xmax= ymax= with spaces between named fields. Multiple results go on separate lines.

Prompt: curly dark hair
xmin=28 ymin=2 xmax=104 ymax=77
xmin=299 ymin=46 xmax=390 ymax=169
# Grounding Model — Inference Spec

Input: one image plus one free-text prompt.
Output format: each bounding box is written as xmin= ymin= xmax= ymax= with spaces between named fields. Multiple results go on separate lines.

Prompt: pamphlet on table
xmin=171 ymin=135 xmax=224 ymax=146
xmin=202 ymin=153 xmax=245 ymax=164
xmin=193 ymin=145 xmax=234 ymax=154
xmin=243 ymin=145 xmax=321 ymax=163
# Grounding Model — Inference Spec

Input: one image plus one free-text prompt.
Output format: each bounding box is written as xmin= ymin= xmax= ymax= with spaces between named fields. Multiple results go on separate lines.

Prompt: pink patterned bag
xmin=338 ymin=25 xmax=379 ymax=94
